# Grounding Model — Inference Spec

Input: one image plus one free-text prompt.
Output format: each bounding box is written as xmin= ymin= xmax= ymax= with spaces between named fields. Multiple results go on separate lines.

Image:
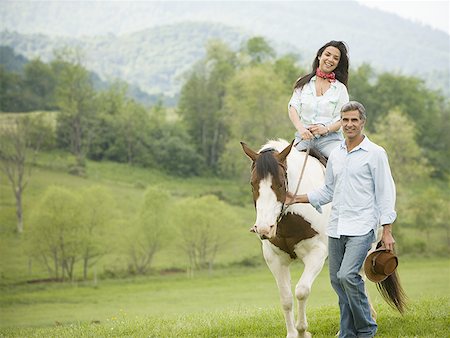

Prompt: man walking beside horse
xmin=286 ymin=101 xmax=401 ymax=337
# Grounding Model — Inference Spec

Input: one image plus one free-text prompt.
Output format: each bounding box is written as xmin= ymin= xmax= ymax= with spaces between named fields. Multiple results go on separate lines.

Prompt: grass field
xmin=1 ymin=149 xmax=449 ymax=337
xmin=0 ymin=299 xmax=448 ymax=337
xmin=0 ymin=259 xmax=448 ymax=337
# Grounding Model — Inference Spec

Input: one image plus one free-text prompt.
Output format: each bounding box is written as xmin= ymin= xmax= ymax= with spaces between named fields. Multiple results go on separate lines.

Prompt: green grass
xmin=0 ymin=259 xmax=448 ymax=336
xmin=1 ymin=299 xmax=448 ymax=337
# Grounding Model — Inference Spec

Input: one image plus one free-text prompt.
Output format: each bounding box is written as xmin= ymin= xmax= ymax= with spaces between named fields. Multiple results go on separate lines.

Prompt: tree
xmin=91 ymin=83 xmax=159 ymax=167
xmin=273 ymin=53 xmax=304 ymax=90
xmin=175 ymin=195 xmax=236 ymax=273
xmin=52 ymin=49 xmax=96 ymax=172
xmin=151 ymin=122 xmax=205 ymax=176
xmin=349 ymin=66 xmax=448 ymax=178
xmin=241 ymin=36 xmax=276 ymax=65
xmin=78 ymin=186 xmax=114 ymax=280
xmin=116 ymin=100 xmax=150 ymax=165
xmin=370 ymin=109 xmax=431 ymax=188
xmin=0 ymin=46 xmax=28 ymax=73
xmin=22 ymin=58 xmax=57 ymax=110
xmin=85 ymin=84 xmax=123 ymax=161
xmin=127 ymin=187 xmax=173 ymax=274
xmin=178 ymin=40 xmax=237 ymax=173
xmin=27 ymin=186 xmax=84 ymax=281
xmin=0 ymin=65 xmax=24 ymax=112
xmin=408 ymin=187 xmax=448 ymax=250
xmin=220 ymin=63 xmax=291 ymax=177
xmin=27 ymin=185 xmax=114 ymax=281
xmin=348 ymin=64 xmax=378 ymax=113
xmin=0 ymin=114 xmax=50 ymax=233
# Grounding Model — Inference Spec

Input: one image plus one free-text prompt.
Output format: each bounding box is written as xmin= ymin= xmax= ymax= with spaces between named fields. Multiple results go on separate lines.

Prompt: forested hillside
xmin=1 ymin=1 xmax=449 ymax=98
xmin=0 ymin=23 xmax=247 ymax=100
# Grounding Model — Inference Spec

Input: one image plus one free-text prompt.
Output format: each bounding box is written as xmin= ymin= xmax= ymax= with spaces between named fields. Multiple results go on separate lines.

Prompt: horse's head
xmin=241 ymin=141 xmax=293 ymax=239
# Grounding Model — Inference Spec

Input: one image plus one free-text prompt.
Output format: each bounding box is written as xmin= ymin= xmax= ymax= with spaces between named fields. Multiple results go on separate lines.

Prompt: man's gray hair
xmin=341 ymin=101 xmax=367 ymax=120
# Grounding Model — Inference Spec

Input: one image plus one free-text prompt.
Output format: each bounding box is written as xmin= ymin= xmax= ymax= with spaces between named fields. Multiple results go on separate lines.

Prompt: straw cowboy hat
xmin=364 ymin=248 xmax=398 ymax=283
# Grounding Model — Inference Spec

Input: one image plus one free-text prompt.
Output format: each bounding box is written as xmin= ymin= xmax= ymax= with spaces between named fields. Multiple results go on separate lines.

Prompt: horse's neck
xmin=286 ymin=152 xmax=325 ymax=191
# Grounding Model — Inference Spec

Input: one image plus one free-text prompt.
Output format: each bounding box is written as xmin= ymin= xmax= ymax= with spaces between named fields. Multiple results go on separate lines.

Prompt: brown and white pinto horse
xmin=241 ymin=139 xmax=406 ymax=338
xmin=241 ymin=139 xmax=330 ymax=338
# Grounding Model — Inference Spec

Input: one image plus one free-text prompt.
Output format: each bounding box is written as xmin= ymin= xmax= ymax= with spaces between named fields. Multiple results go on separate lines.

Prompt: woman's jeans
xmin=328 ymin=230 xmax=377 ymax=338
xmin=294 ymin=131 xmax=343 ymax=158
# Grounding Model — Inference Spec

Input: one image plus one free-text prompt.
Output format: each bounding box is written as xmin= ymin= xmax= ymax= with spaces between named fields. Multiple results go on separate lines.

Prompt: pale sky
xmin=357 ymin=0 xmax=450 ymax=35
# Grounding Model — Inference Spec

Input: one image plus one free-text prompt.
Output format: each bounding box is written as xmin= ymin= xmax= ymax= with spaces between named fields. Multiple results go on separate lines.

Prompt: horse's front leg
xmin=262 ymin=241 xmax=298 ymax=338
xmin=295 ymin=241 xmax=328 ymax=338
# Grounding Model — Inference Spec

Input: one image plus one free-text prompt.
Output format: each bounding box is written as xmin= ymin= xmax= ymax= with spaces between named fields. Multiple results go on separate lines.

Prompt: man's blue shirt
xmin=308 ymin=136 xmax=397 ymax=238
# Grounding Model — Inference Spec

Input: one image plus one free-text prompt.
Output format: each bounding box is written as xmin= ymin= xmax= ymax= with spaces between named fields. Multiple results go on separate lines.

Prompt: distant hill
xmin=0 ymin=22 xmax=248 ymax=100
xmin=0 ymin=46 xmax=28 ymax=72
xmin=0 ymin=45 xmax=169 ymax=107
xmin=1 ymin=1 xmax=449 ymax=98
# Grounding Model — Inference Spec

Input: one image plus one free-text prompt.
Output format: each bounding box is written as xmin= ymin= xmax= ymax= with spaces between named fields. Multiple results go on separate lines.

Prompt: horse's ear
xmin=276 ymin=140 xmax=294 ymax=163
xmin=240 ymin=142 xmax=258 ymax=161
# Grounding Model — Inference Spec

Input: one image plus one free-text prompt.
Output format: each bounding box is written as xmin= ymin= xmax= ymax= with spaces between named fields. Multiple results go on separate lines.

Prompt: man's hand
xmin=285 ymin=192 xmax=296 ymax=205
xmin=381 ymin=224 xmax=396 ymax=252
xmin=285 ymin=192 xmax=308 ymax=205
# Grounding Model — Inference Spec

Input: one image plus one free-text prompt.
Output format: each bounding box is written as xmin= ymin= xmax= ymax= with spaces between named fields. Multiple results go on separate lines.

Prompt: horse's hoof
xmin=298 ymin=332 xmax=312 ymax=338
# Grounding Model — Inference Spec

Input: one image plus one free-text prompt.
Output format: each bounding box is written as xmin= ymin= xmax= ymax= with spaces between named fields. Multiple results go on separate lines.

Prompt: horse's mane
xmin=254 ymin=150 xmax=282 ymax=185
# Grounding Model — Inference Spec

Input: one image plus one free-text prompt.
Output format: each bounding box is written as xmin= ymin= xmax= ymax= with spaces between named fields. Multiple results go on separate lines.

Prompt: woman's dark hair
xmin=294 ymin=40 xmax=349 ymax=89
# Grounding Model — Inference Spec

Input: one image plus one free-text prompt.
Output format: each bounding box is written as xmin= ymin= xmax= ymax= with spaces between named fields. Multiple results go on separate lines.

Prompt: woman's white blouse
xmin=288 ymin=76 xmax=349 ymax=127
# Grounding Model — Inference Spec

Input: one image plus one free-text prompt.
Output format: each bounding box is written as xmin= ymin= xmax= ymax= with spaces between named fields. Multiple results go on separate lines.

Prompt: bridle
xmin=275 ymin=142 xmax=311 ymax=225
xmin=258 ymin=142 xmax=312 ymax=227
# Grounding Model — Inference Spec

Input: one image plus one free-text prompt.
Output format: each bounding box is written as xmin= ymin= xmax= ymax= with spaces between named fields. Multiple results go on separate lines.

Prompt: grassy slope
xmin=0 ymin=151 xmax=258 ymax=284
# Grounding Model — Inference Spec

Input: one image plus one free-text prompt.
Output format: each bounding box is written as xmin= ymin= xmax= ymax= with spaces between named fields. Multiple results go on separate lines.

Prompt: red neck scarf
xmin=316 ymin=68 xmax=336 ymax=82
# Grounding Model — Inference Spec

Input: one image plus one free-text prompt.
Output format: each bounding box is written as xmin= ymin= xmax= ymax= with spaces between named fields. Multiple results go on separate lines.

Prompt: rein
xmin=276 ymin=142 xmax=311 ymax=224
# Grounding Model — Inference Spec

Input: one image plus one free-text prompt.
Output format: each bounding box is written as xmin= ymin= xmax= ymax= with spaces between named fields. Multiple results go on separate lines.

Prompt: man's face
xmin=341 ymin=110 xmax=365 ymax=139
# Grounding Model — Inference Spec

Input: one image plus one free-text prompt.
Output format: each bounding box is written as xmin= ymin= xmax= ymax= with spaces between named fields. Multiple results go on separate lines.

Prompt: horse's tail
xmin=376 ymin=269 xmax=408 ymax=314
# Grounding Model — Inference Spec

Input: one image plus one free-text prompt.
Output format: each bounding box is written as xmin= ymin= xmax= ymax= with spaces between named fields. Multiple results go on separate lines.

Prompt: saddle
xmin=300 ymin=147 xmax=328 ymax=167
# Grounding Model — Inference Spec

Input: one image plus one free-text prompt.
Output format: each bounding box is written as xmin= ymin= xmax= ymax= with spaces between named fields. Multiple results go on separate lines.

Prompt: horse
xmin=241 ymin=138 xmax=406 ymax=338
xmin=241 ymin=139 xmax=329 ymax=338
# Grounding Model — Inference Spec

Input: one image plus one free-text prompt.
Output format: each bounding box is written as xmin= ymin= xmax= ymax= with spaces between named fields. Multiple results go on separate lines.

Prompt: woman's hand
xmin=300 ymin=129 xmax=314 ymax=140
xmin=308 ymin=124 xmax=329 ymax=137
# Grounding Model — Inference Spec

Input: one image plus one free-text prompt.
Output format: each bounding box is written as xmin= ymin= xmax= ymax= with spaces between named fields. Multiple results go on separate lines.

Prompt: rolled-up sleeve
xmin=373 ymin=149 xmax=397 ymax=225
xmin=307 ymin=160 xmax=335 ymax=213
xmin=331 ymin=85 xmax=349 ymax=122
xmin=288 ymin=88 xmax=301 ymax=114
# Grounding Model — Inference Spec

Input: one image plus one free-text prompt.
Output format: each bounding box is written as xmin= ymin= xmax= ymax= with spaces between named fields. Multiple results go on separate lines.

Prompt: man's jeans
xmin=328 ymin=230 xmax=377 ymax=338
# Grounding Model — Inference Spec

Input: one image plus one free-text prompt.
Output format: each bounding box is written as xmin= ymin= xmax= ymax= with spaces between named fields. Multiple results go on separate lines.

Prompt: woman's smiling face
xmin=318 ymin=46 xmax=341 ymax=73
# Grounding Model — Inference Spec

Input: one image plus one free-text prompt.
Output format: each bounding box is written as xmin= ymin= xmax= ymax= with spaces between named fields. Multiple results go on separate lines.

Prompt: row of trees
xmin=1 ymin=47 xmax=201 ymax=176
xmin=26 ymin=186 xmax=237 ymax=281
xmin=2 ymin=39 xmax=449 ymax=179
